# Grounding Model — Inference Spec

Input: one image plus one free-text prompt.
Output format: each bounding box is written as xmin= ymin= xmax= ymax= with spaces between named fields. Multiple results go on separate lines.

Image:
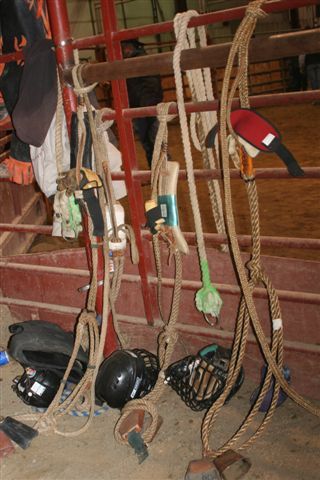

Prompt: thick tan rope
xmin=181 ymin=15 xmax=226 ymax=243
xmin=114 ymin=103 xmax=183 ymax=446
xmin=201 ymin=178 xmax=284 ymax=457
xmin=173 ymin=11 xmax=224 ymax=324
xmin=73 ymin=61 xmax=128 ymax=349
xmin=201 ymin=0 xmax=319 ymax=460
xmin=114 ymin=238 xmax=182 ymax=445
xmin=55 ymin=68 xmax=64 ymax=177
xmin=219 ymin=0 xmax=320 ymax=416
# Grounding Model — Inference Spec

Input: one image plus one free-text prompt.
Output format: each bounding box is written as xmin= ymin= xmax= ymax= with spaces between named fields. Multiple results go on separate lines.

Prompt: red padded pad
xmin=230 ymin=109 xmax=281 ymax=152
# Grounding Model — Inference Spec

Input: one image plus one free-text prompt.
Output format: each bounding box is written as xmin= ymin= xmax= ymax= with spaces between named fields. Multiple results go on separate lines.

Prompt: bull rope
xmin=114 ymin=102 xmax=183 ymax=445
xmin=191 ymin=0 xmax=320 ymax=461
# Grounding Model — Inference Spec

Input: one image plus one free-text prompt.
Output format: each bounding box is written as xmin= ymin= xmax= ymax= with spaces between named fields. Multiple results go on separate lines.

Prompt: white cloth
xmin=30 ymin=112 xmax=127 ymax=200
xmin=30 ymin=112 xmax=70 ymax=198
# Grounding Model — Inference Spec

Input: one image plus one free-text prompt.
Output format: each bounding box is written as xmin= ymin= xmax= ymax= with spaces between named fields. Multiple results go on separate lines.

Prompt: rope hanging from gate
xmin=175 ymin=11 xmax=227 ymax=250
xmin=196 ymin=0 xmax=320 ymax=461
xmin=114 ymin=102 xmax=183 ymax=445
xmin=34 ymin=50 xmax=132 ymax=435
xmin=173 ymin=11 xmax=224 ymax=322
xmin=72 ymin=56 xmax=133 ymax=349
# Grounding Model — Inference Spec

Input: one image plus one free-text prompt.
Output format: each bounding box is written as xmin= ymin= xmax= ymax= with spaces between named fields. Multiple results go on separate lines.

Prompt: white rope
xmin=173 ymin=11 xmax=226 ymax=252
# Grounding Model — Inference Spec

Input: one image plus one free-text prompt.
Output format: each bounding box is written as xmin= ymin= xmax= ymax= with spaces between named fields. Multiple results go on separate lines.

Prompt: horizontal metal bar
xmin=0 ymin=150 xmax=9 ymax=161
xmin=110 ymin=167 xmax=320 ymax=180
xmin=72 ymin=0 xmax=318 ymax=48
xmin=101 ymin=91 xmax=320 ymax=120
xmin=0 ymin=296 xmax=81 ymax=315
xmin=0 ymin=224 xmax=319 ymax=251
xmin=1 ymin=262 xmax=318 ymax=305
xmin=2 ymin=2 xmax=317 ymax=64
xmin=1 ymin=297 xmax=319 ymax=354
xmin=141 ymin=230 xmax=320 ymax=250
xmin=0 ymin=50 xmax=23 ymax=64
xmin=147 ymin=276 xmax=320 ymax=305
xmin=0 ymin=261 xmax=88 ymax=276
xmin=66 ymin=29 xmax=320 ymax=84
xmin=118 ymin=314 xmax=320 ymax=354
xmin=0 ymin=224 xmax=54 ymax=234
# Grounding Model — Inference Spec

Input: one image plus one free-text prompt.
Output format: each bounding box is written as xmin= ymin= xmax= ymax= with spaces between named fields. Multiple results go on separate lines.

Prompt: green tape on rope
xmin=195 ymin=259 xmax=223 ymax=318
xmin=67 ymin=194 xmax=83 ymax=238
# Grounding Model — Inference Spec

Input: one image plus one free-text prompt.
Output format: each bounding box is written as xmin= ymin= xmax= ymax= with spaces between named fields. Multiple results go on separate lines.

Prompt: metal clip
xmin=78 ymin=279 xmax=104 ymax=292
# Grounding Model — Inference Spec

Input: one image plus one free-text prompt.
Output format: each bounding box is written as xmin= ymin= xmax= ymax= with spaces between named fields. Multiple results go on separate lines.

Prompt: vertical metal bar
xmin=120 ymin=1 xmax=128 ymax=29
xmin=151 ymin=0 xmax=162 ymax=53
xmin=100 ymin=0 xmax=156 ymax=325
xmin=47 ymin=0 xmax=77 ymax=134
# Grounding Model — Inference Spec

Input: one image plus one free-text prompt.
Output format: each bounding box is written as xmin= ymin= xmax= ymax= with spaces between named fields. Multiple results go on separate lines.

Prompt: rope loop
xmin=72 ymin=63 xmax=98 ymax=96
xmin=95 ymin=107 xmax=116 ymax=133
xmin=156 ymin=101 xmax=177 ymax=124
xmin=246 ymin=0 xmax=267 ymax=19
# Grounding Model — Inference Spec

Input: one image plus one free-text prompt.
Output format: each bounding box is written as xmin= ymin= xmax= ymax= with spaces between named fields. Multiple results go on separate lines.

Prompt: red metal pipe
xmin=110 ymin=167 xmax=320 ymax=181
xmin=99 ymin=91 xmax=320 ymax=121
xmin=47 ymin=0 xmax=77 ymax=133
xmin=2 ymin=1 xmax=318 ymax=62
xmin=100 ymin=0 xmax=157 ymax=329
xmin=1 ymin=222 xmax=319 ymax=251
xmin=0 ymin=51 xmax=24 ymax=63
xmin=0 ymin=150 xmax=9 ymax=161
xmin=68 ymin=29 xmax=320 ymax=85
xmin=72 ymin=0 xmax=318 ymax=48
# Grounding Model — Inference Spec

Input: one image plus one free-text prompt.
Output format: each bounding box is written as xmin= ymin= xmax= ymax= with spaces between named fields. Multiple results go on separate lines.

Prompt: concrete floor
xmin=1 ymin=306 xmax=320 ymax=480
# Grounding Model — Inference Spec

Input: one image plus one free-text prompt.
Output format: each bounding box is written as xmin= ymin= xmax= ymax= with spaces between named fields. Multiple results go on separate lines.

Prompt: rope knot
xmin=95 ymin=108 xmax=115 ymax=133
xmin=246 ymin=259 xmax=261 ymax=283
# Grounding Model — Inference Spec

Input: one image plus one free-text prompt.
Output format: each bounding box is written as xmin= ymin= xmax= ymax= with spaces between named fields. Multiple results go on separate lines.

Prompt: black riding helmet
xmin=95 ymin=348 xmax=159 ymax=409
xmin=8 ymin=320 xmax=88 ymax=382
xmin=12 ymin=367 xmax=61 ymax=409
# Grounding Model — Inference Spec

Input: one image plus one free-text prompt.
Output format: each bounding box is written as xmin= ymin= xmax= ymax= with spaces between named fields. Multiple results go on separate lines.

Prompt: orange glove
xmin=3 ymin=157 xmax=34 ymax=185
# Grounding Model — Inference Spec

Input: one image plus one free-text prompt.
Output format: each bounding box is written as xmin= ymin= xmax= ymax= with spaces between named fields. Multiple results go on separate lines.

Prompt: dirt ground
xmin=1 ymin=304 xmax=320 ymax=480
xmin=29 ymin=104 xmax=320 ymax=261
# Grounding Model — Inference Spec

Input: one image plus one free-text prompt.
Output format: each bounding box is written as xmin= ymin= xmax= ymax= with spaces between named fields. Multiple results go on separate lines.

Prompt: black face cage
xmin=165 ymin=349 xmax=244 ymax=411
xmin=131 ymin=348 xmax=159 ymax=397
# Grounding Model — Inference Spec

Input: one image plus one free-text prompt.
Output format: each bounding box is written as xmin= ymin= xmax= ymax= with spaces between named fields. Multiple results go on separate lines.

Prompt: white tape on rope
xmin=272 ymin=318 xmax=283 ymax=331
